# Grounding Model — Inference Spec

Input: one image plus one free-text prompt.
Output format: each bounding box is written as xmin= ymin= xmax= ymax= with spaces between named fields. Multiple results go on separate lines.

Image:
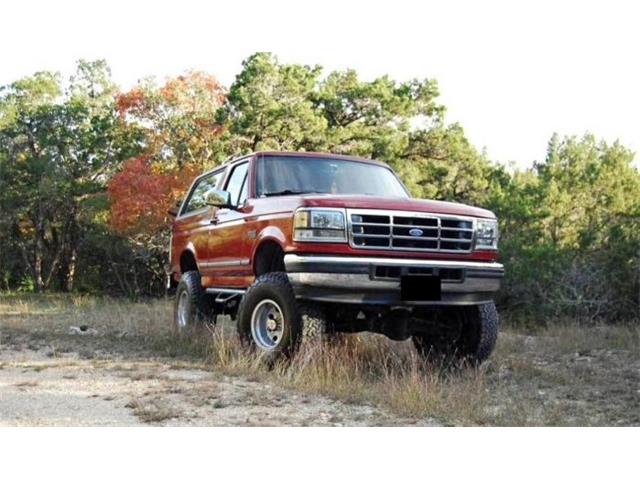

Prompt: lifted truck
xmin=168 ymin=152 xmax=503 ymax=363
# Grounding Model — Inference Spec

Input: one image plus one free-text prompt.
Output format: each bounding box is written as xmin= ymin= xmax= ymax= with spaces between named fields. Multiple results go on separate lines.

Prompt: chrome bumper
xmin=284 ymin=254 xmax=504 ymax=306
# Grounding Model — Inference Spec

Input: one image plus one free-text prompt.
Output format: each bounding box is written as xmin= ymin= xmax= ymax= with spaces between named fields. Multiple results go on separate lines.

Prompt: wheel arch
xmin=252 ymin=235 xmax=286 ymax=277
xmin=179 ymin=247 xmax=199 ymax=273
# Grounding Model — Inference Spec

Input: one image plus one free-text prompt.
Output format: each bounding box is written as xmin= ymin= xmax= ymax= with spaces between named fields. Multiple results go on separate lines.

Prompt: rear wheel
xmin=237 ymin=272 xmax=302 ymax=362
xmin=173 ymin=271 xmax=214 ymax=330
xmin=412 ymin=302 xmax=499 ymax=365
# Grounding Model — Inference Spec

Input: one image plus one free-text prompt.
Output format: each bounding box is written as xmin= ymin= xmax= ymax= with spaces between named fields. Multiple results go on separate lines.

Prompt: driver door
xmin=202 ymin=161 xmax=251 ymax=285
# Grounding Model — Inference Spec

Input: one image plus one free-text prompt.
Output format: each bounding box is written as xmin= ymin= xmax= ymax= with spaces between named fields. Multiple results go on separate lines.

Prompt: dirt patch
xmin=0 ymin=342 xmax=434 ymax=426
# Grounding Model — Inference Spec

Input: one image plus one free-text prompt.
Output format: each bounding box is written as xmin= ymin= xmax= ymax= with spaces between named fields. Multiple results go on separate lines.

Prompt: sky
xmin=1 ymin=0 xmax=638 ymax=169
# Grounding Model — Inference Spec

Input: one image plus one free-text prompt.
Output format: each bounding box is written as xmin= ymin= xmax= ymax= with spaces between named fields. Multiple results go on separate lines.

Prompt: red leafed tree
xmin=107 ymin=72 xmax=226 ymax=290
xmin=115 ymin=71 xmax=227 ymax=168
xmin=108 ymin=156 xmax=197 ymax=236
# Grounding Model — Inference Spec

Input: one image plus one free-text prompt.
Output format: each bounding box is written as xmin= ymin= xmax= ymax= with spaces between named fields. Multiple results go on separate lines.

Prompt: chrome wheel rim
xmin=177 ymin=290 xmax=189 ymax=328
xmin=250 ymin=299 xmax=285 ymax=350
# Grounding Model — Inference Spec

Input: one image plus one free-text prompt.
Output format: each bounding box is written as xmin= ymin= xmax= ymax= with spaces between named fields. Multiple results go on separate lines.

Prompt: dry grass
xmin=199 ymin=319 xmax=640 ymax=425
xmin=204 ymin=331 xmax=491 ymax=425
xmin=125 ymin=398 xmax=183 ymax=424
xmin=0 ymin=293 xmax=172 ymax=338
xmin=1 ymin=293 xmax=638 ymax=426
xmin=13 ymin=380 xmax=39 ymax=388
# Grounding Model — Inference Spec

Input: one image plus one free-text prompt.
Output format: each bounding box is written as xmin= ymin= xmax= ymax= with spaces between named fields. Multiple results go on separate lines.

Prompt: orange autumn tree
xmin=109 ymin=72 xmax=226 ymax=236
xmin=108 ymin=156 xmax=198 ymax=236
xmin=115 ymin=71 xmax=227 ymax=168
xmin=107 ymin=72 xmax=227 ymax=286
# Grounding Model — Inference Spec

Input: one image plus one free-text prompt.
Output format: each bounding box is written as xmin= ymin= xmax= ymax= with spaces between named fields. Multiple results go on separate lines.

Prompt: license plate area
xmin=401 ymin=275 xmax=441 ymax=301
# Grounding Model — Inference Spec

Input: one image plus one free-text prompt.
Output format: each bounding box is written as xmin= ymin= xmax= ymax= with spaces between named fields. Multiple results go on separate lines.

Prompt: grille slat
xmin=352 ymin=233 xmax=391 ymax=238
xmin=352 ymin=222 xmax=392 ymax=226
xmin=440 ymin=227 xmax=473 ymax=232
xmin=348 ymin=209 xmax=474 ymax=253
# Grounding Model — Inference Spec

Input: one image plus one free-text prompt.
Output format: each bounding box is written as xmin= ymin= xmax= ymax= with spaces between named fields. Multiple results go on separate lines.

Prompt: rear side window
xmin=225 ymin=162 xmax=249 ymax=206
xmin=182 ymin=170 xmax=224 ymax=215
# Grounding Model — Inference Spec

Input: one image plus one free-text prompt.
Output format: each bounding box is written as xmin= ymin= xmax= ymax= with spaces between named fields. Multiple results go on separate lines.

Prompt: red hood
xmin=299 ymin=194 xmax=495 ymax=219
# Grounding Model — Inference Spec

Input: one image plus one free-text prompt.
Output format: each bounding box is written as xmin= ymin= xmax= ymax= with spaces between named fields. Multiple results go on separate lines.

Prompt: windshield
xmin=256 ymin=156 xmax=409 ymax=198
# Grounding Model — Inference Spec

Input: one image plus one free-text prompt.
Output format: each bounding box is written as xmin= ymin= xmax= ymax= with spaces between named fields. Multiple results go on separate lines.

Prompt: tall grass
xmin=205 ymin=330 xmax=489 ymax=424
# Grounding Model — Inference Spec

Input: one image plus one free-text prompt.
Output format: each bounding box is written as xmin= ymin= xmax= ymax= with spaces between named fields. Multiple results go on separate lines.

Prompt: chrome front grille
xmin=348 ymin=209 xmax=475 ymax=253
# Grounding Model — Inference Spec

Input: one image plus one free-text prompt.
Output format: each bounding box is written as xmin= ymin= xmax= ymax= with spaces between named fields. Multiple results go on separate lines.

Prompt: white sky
xmin=1 ymin=0 xmax=638 ymax=169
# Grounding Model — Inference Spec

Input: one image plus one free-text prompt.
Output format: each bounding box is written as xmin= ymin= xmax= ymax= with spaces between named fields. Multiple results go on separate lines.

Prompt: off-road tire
xmin=412 ymin=302 xmax=499 ymax=365
xmin=173 ymin=271 xmax=213 ymax=330
xmin=236 ymin=272 xmax=302 ymax=361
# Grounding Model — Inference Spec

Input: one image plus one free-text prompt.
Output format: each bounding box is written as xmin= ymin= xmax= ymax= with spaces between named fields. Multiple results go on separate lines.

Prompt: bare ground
xmin=0 ymin=295 xmax=638 ymax=426
xmin=0 ymin=347 xmax=426 ymax=426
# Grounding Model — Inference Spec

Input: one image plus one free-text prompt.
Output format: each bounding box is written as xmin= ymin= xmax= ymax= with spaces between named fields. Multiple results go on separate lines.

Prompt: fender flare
xmin=251 ymin=226 xmax=288 ymax=270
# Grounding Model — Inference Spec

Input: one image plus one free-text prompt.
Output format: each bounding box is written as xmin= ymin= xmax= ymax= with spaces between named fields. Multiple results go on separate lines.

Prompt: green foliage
xmin=0 ymin=60 xmax=140 ymax=292
xmin=220 ymin=52 xmax=327 ymax=152
xmin=397 ymin=124 xmax=494 ymax=204
xmin=491 ymin=134 xmax=640 ymax=322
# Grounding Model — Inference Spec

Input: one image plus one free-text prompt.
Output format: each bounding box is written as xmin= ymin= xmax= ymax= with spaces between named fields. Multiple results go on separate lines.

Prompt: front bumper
xmin=284 ymin=254 xmax=504 ymax=306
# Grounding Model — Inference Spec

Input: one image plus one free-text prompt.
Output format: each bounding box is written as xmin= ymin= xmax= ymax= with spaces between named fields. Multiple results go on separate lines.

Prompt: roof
xmin=254 ymin=151 xmax=388 ymax=167
xmin=191 ymin=150 xmax=396 ymax=192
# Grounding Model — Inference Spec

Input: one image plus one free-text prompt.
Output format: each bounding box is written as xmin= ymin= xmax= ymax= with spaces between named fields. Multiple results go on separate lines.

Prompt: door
xmin=202 ymin=161 xmax=251 ymax=282
xmin=172 ymin=168 xmax=225 ymax=271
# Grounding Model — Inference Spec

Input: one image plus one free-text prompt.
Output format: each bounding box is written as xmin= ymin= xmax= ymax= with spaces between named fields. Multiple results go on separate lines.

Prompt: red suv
xmin=169 ymin=152 xmax=503 ymax=363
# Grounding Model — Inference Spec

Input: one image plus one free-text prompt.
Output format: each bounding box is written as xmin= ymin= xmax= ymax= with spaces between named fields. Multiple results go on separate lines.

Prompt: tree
xmin=111 ymin=72 xmax=227 ymax=234
xmin=397 ymin=124 xmax=494 ymax=204
xmin=0 ymin=60 xmax=136 ymax=291
xmin=315 ymin=69 xmax=443 ymax=159
xmin=106 ymin=72 xmax=227 ymax=294
xmin=220 ymin=53 xmax=496 ymax=208
xmin=220 ymin=52 xmax=326 ymax=153
xmin=108 ymin=156 xmax=193 ymax=236
xmin=116 ymin=71 xmax=227 ymax=168
xmin=490 ymin=133 xmax=640 ymax=322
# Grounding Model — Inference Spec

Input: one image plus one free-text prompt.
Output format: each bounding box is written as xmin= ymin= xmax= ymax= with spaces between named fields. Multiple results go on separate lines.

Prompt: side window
xmin=225 ymin=162 xmax=249 ymax=206
xmin=182 ymin=170 xmax=224 ymax=214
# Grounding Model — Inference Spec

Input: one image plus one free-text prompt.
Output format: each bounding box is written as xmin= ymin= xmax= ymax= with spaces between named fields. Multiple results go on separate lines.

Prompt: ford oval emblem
xmin=409 ymin=228 xmax=424 ymax=237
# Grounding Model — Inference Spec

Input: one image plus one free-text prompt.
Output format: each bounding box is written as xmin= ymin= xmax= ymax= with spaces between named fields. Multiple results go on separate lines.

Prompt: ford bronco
xmin=169 ymin=152 xmax=503 ymax=363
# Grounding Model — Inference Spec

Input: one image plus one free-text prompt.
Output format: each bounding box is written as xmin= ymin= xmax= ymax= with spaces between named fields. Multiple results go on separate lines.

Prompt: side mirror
xmin=167 ymin=200 xmax=181 ymax=217
xmin=205 ymin=188 xmax=234 ymax=209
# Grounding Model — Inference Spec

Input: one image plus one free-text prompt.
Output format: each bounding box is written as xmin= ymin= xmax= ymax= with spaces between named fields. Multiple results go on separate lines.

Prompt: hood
xmin=299 ymin=194 xmax=495 ymax=219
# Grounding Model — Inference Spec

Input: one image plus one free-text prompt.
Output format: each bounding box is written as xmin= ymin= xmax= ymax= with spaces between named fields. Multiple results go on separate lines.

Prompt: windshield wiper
xmin=262 ymin=189 xmax=322 ymax=197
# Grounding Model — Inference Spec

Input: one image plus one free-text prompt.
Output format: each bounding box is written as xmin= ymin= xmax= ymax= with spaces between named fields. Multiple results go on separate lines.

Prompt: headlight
xmin=475 ymin=219 xmax=499 ymax=250
xmin=293 ymin=208 xmax=347 ymax=242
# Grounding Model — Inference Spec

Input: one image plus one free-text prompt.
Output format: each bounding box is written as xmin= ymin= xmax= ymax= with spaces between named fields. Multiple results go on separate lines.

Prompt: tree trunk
xmin=64 ymin=247 xmax=77 ymax=292
xmin=57 ymin=218 xmax=80 ymax=292
xmin=34 ymin=217 xmax=45 ymax=292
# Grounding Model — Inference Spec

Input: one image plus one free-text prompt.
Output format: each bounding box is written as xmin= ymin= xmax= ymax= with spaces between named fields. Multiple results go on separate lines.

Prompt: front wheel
xmin=412 ymin=302 xmax=499 ymax=365
xmin=236 ymin=272 xmax=302 ymax=361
